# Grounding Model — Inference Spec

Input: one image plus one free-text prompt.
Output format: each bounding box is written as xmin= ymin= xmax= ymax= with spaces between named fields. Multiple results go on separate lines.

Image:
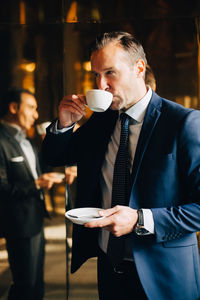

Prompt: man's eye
xmin=106 ymin=70 xmax=114 ymax=75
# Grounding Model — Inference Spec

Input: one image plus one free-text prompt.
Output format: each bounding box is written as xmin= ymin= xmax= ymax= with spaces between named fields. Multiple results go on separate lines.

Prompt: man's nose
xmin=98 ymin=76 xmax=109 ymax=91
xmin=34 ymin=111 xmax=39 ymax=120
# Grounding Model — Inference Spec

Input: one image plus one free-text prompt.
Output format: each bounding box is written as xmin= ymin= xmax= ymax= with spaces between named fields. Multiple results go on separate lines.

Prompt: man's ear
xmin=9 ymin=102 xmax=19 ymax=115
xmin=135 ymin=59 xmax=145 ymax=78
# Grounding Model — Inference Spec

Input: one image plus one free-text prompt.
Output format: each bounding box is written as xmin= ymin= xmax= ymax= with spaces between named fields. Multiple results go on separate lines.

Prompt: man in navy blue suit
xmin=42 ymin=31 xmax=200 ymax=300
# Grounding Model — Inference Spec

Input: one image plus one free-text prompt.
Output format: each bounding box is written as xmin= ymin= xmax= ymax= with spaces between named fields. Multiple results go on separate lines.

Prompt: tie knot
xmin=120 ymin=113 xmax=130 ymax=127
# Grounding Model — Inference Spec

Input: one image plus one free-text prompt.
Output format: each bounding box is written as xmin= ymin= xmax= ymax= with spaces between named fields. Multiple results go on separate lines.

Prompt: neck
xmin=124 ymin=84 xmax=148 ymax=110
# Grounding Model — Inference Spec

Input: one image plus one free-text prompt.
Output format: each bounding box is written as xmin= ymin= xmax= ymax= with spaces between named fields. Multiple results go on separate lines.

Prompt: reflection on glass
xmin=66 ymin=1 xmax=78 ymax=23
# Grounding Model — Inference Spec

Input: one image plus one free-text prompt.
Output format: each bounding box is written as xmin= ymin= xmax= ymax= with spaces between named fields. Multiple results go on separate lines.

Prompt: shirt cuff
xmin=142 ymin=209 xmax=155 ymax=234
xmin=50 ymin=119 xmax=75 ymax=134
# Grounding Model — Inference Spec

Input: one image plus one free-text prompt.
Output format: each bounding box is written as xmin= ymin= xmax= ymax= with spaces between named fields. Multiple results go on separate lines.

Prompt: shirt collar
xmin=123 ymin=88 xmax=152 ymax=123
xmin=15 ymin=130 xmax=27 ymax=142
xmin=1 ymin=120 xmax=27 ymax=141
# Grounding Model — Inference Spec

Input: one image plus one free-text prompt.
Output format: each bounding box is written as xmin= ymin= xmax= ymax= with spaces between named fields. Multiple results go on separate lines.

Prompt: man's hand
xmin=35 ymin=172 xmax=63 ymax=190
xmin=84 ymin=205 xmax=138 ymax=237
xmin=58 ymin=94 xmax=86 ymax=128
xmin=65 ymin=166 xmax=77 ymax=185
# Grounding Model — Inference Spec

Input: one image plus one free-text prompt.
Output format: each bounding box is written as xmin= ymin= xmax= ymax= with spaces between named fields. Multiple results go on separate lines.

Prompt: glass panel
xmin=0 ymin=23 xmax=63 ymax=121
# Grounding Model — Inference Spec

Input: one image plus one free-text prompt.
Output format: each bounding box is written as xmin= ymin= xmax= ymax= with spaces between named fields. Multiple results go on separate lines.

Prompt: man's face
xmin=91 ymin=42 xmax=146 ymax=110
xmin=15 ymin=93 xmax=38 ymax=131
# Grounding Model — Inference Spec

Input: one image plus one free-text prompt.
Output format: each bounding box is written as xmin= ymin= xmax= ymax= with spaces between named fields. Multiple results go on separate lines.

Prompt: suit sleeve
xmin=42 ymin=120 xmax=83 ymax=167
xmin=152 ymin=109 xmax=200 ymax=243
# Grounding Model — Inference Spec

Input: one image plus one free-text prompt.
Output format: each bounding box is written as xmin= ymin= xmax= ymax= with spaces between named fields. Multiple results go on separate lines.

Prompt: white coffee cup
xmin=86 ymin=89 xmax=113 ymax=112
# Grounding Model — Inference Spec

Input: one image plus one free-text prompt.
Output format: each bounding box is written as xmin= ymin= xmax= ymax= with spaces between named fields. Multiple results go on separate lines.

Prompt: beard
xmin=110 ymin=96 xmax=124 ymax=110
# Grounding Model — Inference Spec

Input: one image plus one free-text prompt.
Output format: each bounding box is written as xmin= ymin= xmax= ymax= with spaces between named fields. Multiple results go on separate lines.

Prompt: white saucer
xmin=52 ymin=172 xmax=65 ymax=180
xmin=65 ymin=207 xmax=104 ymax=225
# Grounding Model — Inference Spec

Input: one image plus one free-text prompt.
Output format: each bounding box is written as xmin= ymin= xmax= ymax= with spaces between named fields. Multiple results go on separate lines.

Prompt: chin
xmin=110 ymin=101 xmax=123 ymax=111
xmin=111 ymin=96 xmax=125 ymax=110
xmin=111 ymin=104 xmax=124 ymax=111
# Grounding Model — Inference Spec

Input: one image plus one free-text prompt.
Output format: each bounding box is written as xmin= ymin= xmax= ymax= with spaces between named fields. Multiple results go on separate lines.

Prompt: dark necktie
xmin=107 ymin=112 xmax=130 ymax=267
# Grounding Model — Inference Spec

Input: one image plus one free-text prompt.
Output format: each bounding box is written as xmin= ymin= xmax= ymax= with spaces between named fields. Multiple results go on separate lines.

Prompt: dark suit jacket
xmin=0 ymin=123 xmax=47 ymax=238
xmin=42 ymin=92 xmax=200 ymax=300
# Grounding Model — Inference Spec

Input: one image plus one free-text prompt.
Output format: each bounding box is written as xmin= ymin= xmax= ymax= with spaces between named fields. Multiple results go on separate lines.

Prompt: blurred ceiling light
xmin=83 ymin=61 xmax=91 ymax=71
xmin=66 ymin=1 xmax=78 ymax=23
xmin=20 ymin=62 xmax=36 ymax=72
xmin=20 ymin=0 xmax=26 ymax=24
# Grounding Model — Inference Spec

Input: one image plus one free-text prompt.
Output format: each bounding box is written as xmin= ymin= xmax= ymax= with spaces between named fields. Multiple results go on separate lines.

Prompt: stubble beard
xmin=110 ymin=96 xmax=124 ymax=111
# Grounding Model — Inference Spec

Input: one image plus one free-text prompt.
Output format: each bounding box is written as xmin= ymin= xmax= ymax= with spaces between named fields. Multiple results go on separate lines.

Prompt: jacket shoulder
xmin=151 ymin=92 xmax=197 ymax=119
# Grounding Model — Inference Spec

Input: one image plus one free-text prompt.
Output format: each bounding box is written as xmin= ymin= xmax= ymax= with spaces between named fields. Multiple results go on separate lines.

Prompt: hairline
xmin=89 ymin=31 xmax=147 ymax=67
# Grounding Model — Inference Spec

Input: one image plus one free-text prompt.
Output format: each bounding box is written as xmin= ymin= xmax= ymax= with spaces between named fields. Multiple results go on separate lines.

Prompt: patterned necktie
xmin=107 ymin=112 xmax=130 ymax=267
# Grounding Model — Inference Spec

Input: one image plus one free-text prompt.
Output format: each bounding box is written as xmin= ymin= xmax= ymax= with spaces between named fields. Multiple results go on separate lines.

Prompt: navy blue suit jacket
xmin=43 ymin=92 xmax=200 ymax=300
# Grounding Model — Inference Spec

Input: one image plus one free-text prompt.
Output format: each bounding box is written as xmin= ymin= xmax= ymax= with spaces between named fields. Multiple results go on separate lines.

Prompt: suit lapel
xmin=130 ymin=93 xmax=162 ymax=188
xmin=11 ymin=137 xmax=37 ymax=179
xmin=1 ymin=124 xmax=38 ymax=179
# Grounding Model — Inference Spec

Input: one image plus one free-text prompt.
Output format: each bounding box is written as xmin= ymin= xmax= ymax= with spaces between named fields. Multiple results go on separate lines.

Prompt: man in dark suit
xmin=0 ymin=88 xmax=61 ymax=300
xmin=42 ymin=32 xmax=200 ymax=300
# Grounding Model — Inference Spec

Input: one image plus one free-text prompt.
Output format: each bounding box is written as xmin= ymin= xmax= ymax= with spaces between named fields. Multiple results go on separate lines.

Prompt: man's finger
xmin=98 ymin=206 xmax=120 ymax=217
xmin=84 ymin=214 xmax=114 ymax=228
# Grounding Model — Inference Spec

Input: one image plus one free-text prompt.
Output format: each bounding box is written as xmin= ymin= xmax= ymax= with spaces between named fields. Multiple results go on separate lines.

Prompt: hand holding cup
xmin=58 ymin=94 xmax=86 ymax=129
xmin=58 ymin=90 xmax=113 ymax=129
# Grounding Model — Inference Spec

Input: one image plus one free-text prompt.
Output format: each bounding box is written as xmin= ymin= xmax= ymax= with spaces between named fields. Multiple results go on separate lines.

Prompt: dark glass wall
xmin=0 ymin=0 xmax=199 ymax=120
xmin=0 ymin=0 xmax=63 ymax=122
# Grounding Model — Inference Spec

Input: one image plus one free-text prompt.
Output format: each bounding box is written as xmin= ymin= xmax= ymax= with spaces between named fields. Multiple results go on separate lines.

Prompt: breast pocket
xmin=10 ymin=156 xmax=24 ymax=162
xmin=9 ymin=157 xmax=28 ymax=180
xmin=142 ymin=152 xmax=176 ymax=173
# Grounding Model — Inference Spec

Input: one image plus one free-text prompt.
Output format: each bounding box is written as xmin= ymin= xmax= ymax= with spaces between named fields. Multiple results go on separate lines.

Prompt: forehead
xmin=91 ymin=42 xmax=131 ymax=70
xmin=20 ymin=92 xmax=37 ymax=107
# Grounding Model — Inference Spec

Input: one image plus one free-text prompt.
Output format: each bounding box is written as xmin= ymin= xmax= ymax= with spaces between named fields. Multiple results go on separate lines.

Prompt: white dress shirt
xmin=99 ymin=88 xmax=154 ymax=254
xmin=4 ymin=122 xmax=39 ymax=180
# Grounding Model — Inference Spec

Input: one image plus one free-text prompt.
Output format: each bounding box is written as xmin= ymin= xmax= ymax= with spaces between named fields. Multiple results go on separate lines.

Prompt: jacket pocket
xmin=10 ymin=156 xmax=24 ymax=162
xmin=163 ymin=234 xmax=197 ymax=248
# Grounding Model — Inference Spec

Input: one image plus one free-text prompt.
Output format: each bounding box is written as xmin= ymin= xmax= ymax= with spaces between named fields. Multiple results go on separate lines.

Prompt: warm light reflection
xmin=20 ymin=62 xmax=36 ymax=72
xmin=18 ymin=61 xmax=36 ymax=94
xmin=83 ymin=73 xmax=93 ymax=94
xmin=20 ymin=0 xmax=26 ymax=24
xmin=22 ymin=74 xmax=35 ymax=94
xmin=91 ymin=8 xmax=101 ymax=22
xmin=74 ymin=61 xmax=81 ymax=71
xmin=175 ymin=96 xmax=198 ymax=109
xmin=83 ymin=61 xmax=91 ymax=71
xmin=66 ymin=1 xmax=78 ymax=23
